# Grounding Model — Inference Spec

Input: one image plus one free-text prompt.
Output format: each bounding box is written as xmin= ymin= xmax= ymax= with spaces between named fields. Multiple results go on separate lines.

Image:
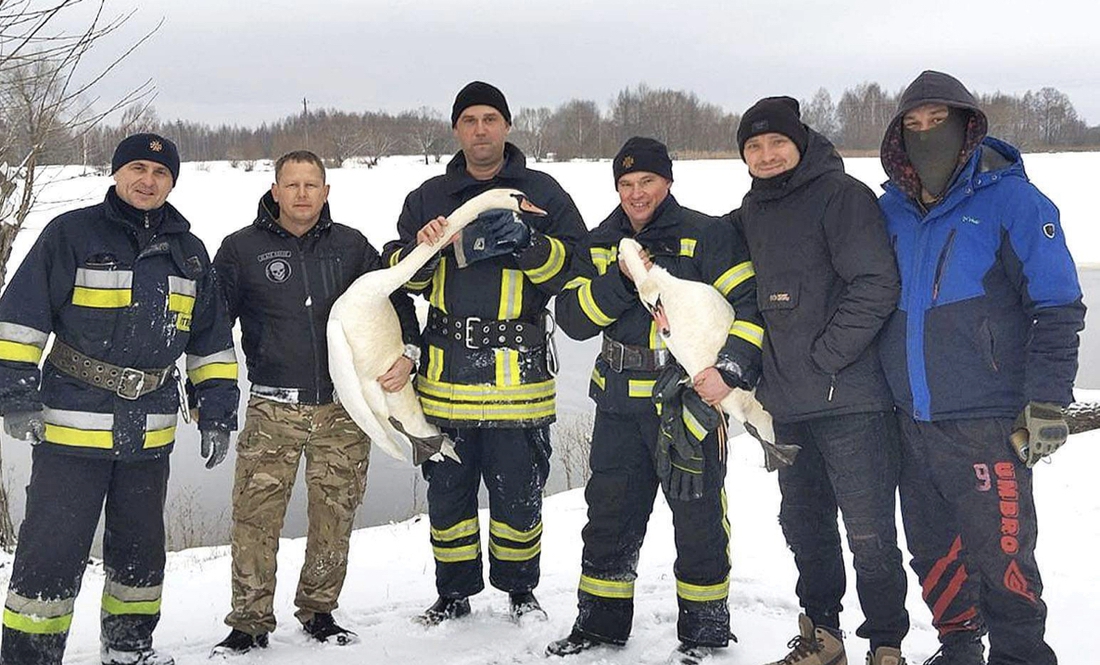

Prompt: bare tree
xmin=513 ymin=106 xmax=551 ymax=161
xmin=801 ymin=87 xmax=838 ymax=140
xmin=403 ymin=106 xmax=448 ymax=165
xmin=0 ymin=0 xmax=156 ymax=551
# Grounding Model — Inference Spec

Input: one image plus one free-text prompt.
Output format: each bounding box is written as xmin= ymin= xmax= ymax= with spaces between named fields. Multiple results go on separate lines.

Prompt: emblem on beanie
xmin=1043 ymin=223 xmax=1056 ymax=239
xmin=622 ymin=156 xmax=634 ymax=169
xmin=752 ymin=120 xmax=770 ymax=132
xmin=150 ymin=140 xmax=163 ymax=152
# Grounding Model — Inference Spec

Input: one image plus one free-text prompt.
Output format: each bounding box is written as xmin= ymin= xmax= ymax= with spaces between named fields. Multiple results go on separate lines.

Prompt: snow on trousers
xmin=1 ymin=448 xmax=170 ymax=665
xmin=573 ymin=409 xmax=731 ymax=648
xmin=897 ymin=414 xmax=1057 ymax=665
xmin=225 ymin=398 xmax=370 ymax=635
xmin=774 ymin=410 xmax=910 ymax=650
xmin=423 ymin=426 xmax=551 ymax=598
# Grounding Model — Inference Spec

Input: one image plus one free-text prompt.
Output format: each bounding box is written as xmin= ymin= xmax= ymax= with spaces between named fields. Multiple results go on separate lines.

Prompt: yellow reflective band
xmin=729 ymin=320 xmax=765 ymax=349
xmin=431 ymin=517 xmax=479 ymax=542
xmin=680 ymin=238 xmax=697 ymax=257
xmin=676 ymin=577 xmax=730 ymax=603
xmin=578 ymin=575 xmax=634 ymax=600
xmin=525 ymin=237 xmax=566 ymax=284
xmin=498 ymin=269 xmax=524 ymax=320
xmin=2 ymin=608 xmax=73 ymax=635
xmin=426 ymin=345 xmax=444 ymax=382
xmin=168 ymin=293 xmax=195 ymax=314
xmin=721 ymin=489 xmax=731 ymax=555
xmin=143 ymin=427 xmax=176 ymax=449
xmin=389 ymin=247 xmax=403 ymax=268
xmin=628 ymin=379 xmax=655 ymax=398
xmin=563 ymin=276 xmax=588 ymax=290
xmin=578 ymin=281 xmax=614 ymax=327
xmin=417 ymin=377 xmax=555 ymax=403
xmin=433 ymin=542 xmax=480 ymax=563
xmin=0 ymin=340 xmax=43 ymax=364
xmin=683 ymin=409 xmax=708 ymax=441
xmin=489 ymin=540 xmax=541 ymax=562
xmin=591 ymin=368 xmax=605 ymax=391
xmin=101 ymin=594 xmax=161 ymax=617
xmin=188 ymin=362 xmax=238 ymax=384
xmin=429 ymin=257 xmax=448 ymax=313
xmin=72 ymin=287 xmax=131 ymax=309
xmin=420 ymin=397 xmax=556 ymax=422
xmin=43 ymin=423 xmax=113 ymax=449
xmin=490 ymin=519 xmax=543 ymax=543
xmin=495 ymin=349 xmax=521 ymax=387
xmin=589 ymin=247 xmax=618 ymax=276
xmin=649 ymin=319 xmax=667 ymax=350
xmin=713 ymin=261 xmax=755 ymax=296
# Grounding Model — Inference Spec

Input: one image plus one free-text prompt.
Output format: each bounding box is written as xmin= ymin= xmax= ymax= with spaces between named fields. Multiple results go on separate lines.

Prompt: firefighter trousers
xmin=898 ymin=415 xmax=1056 ymax=665
xmin=1 ymin=447 xmax=170 ymax=665
xmin=572 ymin=409 xmax=731 ymax=648
xmin=423 ymin=426 xmax=551 ymax=599
xmin=225 ymin=398 xmax=370 ymax=635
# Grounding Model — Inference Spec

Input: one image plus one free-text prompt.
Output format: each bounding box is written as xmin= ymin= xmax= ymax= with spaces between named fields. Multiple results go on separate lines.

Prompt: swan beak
xmin=514 ymin=194 xmax=547 ymax=216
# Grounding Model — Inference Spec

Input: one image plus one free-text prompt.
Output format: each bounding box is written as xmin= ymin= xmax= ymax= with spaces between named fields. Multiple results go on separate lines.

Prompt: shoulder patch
xmin=1042 ymin=223 xmax=1056 ymax=239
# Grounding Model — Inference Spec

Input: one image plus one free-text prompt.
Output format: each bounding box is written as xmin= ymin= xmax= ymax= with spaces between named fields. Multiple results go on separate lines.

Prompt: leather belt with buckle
xmin=48 ymin=339 xmax=175 ymax=400
xmin=601 ymin=336 xmax=671 ymax=373
xmin=427 ymin=310 xmax=546 ymax=351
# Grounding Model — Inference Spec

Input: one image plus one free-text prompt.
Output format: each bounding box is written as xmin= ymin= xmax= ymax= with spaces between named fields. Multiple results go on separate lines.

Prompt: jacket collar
xmin=253 ymin=190 xmax=334 ymax=238
xmin=104 ymin=186 xmax=189 ymax=235
xmin=444 ymin=142 xmax=529 ymax=196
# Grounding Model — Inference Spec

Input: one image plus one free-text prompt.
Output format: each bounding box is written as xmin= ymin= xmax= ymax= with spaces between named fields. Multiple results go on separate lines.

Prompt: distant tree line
xmin=19 ymin=81 xmax=1100 ymax=170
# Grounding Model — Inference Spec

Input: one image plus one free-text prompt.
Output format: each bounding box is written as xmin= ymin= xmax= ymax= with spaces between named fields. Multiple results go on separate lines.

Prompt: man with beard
xmin=877 ymin=70 xmax=1083 ymax=665
xmin=731 ymin=98 xmax=910 ymax=665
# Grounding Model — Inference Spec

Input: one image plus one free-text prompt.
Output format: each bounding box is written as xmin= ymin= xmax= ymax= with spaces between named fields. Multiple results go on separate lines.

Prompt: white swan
xmin=617 ymin=237 xmax=798 ymax=468
xmin=328 ymin=188 xmax=546 ymax=465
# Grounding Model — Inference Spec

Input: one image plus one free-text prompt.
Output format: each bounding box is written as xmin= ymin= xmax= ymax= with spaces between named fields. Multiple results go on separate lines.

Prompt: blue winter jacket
xmin=878 ymin=138 xmax=1085 ymax=421
xmin=0 ymin=188 xmax=240 ymax=460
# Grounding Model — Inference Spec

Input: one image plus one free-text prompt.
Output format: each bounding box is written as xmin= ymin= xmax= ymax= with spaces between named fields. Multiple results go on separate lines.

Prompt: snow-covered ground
xmin=1 ymin=152 xmax=1098 ymax=663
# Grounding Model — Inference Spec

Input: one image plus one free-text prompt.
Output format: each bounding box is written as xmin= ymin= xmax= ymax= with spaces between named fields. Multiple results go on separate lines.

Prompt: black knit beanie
xmin=737 ymin=96 xmax=809 ymax=157
xmin=451 ymin=81 xmax=512 ymax=126
xmin=111 ymin=133 xmax=180 ymax=184
xmin=613 ymin=137 xmax=674 ymax=185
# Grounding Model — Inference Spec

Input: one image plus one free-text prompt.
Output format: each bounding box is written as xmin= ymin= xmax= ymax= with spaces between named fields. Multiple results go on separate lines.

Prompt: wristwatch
xmin=401 ymin=344 xmax=422 ymax=366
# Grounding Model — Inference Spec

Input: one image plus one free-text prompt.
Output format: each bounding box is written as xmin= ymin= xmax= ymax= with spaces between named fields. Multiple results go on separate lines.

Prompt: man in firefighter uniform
xmin=384 ymin=81 xmax=585 ymax=624
xmin=0 ymin=134 xmax=239 ymax=665
xmin=211 ymin=150 xmax=420 ymax=654
xmin=548 ymin=137 xmax=764 ymax=665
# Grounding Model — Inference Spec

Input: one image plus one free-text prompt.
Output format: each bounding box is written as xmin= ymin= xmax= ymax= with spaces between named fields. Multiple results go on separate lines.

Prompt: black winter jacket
xmin=558 ymin=196 xmax=764 ymax=414
xmin=383 ymin=143 xmax=586 ymax=429
xmin=730 ymin=129 xmax=900 ymax=422
xmin=214 ymin=191 xmax=419 ymax=405
xmin=0 ymin=188 xmax=239 ymax=460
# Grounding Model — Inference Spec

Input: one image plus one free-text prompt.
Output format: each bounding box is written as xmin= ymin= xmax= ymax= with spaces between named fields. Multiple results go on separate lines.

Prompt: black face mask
xmin=903 ymin=109 xmax=968 ymax=198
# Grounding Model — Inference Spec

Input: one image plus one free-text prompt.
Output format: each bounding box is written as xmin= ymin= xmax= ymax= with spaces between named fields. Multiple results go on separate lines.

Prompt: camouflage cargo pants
xmin=225 ymin=397 xmax=370 ymax=635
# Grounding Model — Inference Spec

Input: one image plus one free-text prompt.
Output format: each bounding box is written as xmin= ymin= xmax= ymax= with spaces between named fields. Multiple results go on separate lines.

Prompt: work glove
xmin=3 ymin=410 xmax=44 ymax=443
xmin=652 ymin=366 xmax=721 ymax=502
xmin=1010 ymin=401 xmax=1068 ymax=468
xmin=454 ymin=209 xmax=531 ymax=268
xmin=200 ymin=430 xmax=230 ymax=469
xmin=714 ymin=354 xmax=760 ymax=392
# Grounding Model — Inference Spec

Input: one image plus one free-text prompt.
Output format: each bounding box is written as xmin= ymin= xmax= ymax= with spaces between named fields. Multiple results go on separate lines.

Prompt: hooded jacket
xmin=215 ymin=191 xmax=419 ymax=404
xmin=557 ymin=195 xmax=763 ymax=414
xmin=731 ymin=128 xmax=900 ymax=422
xmin=383 ymin=143 xmax=586 ymax=428
xmin=878 ymin=70 xmax=1085 ymax=421
xmin=0 ymin=188 xmax=239 ymax=460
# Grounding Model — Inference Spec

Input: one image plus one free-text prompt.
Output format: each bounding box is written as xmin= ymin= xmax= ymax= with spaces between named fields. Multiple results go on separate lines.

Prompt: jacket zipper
xmin=299 ymin=248 xmax=322 ymax=403
xmin=826 ymin=374 xmax=836 ymax=402
xmin=931 ymin=228 xmax=957 ymax=304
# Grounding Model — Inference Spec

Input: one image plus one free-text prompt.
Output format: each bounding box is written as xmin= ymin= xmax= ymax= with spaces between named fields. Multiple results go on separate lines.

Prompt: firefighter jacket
xmin=0 ymin=187 xmax=239 ymax=460
xmin=556 ymin=195 xmax=764 ymax=414
xmin=214 ymin=191 xmax=420 ymax=405
xmin=383 ymin=143 xmax=586 ymax=428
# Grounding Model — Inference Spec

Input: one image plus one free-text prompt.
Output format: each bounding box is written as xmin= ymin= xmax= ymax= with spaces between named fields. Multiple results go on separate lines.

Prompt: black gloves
xmin=455 ymin=209 xmax=532 ymax=268
xmin=3 ymin=410 xmax=44 ymax=443
xmin=714 ymin=355 xmax=760 ymax=392
xmin=652 ymin=366 xmax=723 ymax=502
xmin=201 ymin=430 xmax=230 ymax=469
xmin=1010 ymin=401 xmax=1068 ymax=468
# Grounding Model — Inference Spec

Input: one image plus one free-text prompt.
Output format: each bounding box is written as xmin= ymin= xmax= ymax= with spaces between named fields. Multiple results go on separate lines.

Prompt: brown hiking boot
xmin=866 ymin=646 xmax=906 ymax=665
xmin=764 ymin=613 xmax=847 ymax=665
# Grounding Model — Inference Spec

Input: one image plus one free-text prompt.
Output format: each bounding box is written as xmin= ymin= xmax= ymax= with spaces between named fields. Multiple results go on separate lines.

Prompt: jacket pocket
xmin=977 ymin=318 xmax=998 ymax=373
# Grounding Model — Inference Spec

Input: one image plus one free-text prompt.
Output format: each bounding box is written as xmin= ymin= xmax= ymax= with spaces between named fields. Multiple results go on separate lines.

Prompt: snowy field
xmin=0 ymin=152 xmax=1098 ymax=663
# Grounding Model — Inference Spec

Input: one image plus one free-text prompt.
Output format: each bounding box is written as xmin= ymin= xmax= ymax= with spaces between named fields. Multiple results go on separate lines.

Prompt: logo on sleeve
xmin=1042 ymin=223 xmax=1056 ymax=239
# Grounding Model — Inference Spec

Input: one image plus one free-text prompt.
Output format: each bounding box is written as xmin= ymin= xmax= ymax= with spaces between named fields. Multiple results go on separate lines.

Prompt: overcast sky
xmin=60 ymin=0 xmax=1100 ymax=129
